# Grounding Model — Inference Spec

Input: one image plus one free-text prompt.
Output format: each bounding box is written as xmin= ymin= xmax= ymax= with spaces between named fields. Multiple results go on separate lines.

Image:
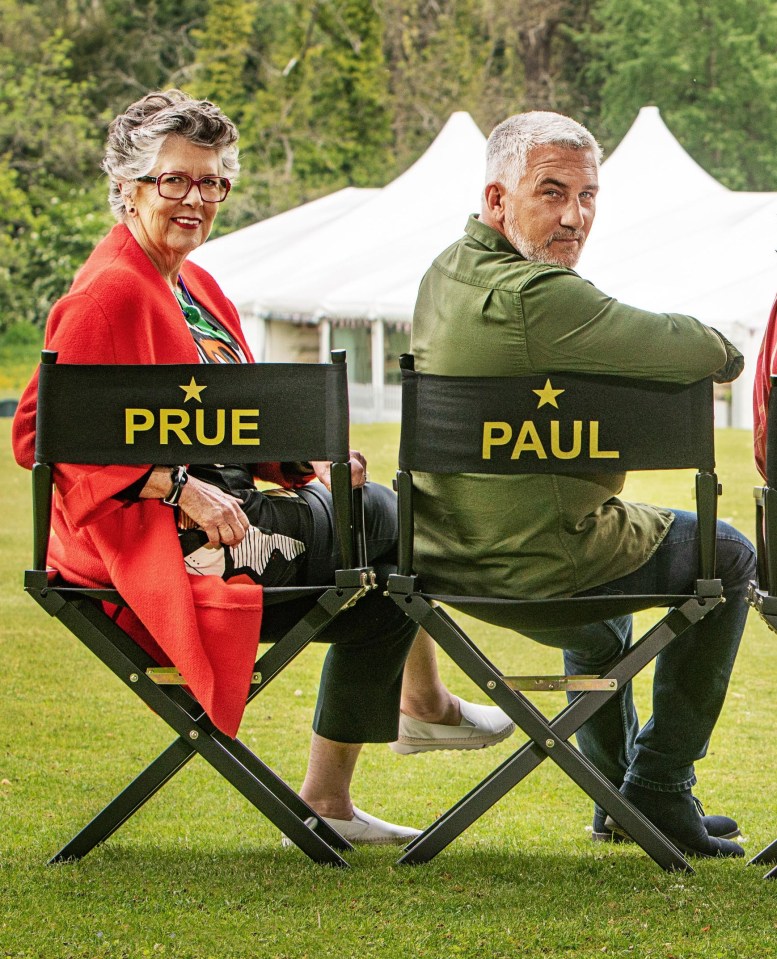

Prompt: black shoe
xmin=592 ymin=795 xmax=741 ymax=843
xmin=594 ymin=782 xmax=744 ymax=859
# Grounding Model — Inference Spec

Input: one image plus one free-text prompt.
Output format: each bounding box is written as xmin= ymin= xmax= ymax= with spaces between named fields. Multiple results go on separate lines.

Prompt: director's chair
xmin=746 ymin=374 xmax=777 ymax=879
xmin=25 ymin=349 xmax=374 ymax=868
xmin=387 ymin=355 xmax=725 ymax=874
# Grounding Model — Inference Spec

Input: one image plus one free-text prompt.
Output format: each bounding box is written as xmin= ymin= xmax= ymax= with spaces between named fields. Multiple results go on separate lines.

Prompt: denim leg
xmin=601 ymin=510 xmax=755 ymax=791
xmin=521 ymin=614 xmax=638 ymax=788
xmin=518 ymin=510 xmax=754 ymax=794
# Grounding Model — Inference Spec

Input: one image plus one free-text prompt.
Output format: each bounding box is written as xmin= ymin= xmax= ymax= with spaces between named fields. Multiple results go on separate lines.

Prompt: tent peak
xmin=599 ymin=103 xmax=726 ymax=202
xmin=433 ymin=111 xmax=485 ymax=142
xmin=379 ymin=110 xmax=486 ymax=196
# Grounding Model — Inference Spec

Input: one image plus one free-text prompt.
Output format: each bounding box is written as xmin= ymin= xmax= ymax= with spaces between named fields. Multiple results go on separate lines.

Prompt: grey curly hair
xmin=485 ymin=111 xmax=602 ymax=193
xmin=103 ymin=89 xmax=240 ymax=222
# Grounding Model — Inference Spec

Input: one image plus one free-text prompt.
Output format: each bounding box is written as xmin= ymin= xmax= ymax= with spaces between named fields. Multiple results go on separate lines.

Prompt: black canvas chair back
xmin=388 ymin=354 xmax=723 ymax=873
xmin=746 ymin=374 xmax=777 ymax=879
xmin=25 ymin=349 xmax=372 ymax=868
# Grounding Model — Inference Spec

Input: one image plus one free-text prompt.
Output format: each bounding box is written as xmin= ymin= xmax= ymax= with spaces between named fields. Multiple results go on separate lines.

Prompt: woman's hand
xmin=177 ymin=476 xmax=250 ymax=547
xmin=141 ymin=467 xmax=249 ymax=546
xmin=310 ymin=450 xmax=367 ymax=490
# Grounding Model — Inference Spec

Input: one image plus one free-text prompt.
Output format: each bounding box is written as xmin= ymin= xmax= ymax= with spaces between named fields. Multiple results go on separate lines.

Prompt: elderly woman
xmin=12 ymin=90 xmax=512 ymax=845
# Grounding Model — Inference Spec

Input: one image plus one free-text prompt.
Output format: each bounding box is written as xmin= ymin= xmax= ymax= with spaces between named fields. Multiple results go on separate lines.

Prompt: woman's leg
xmin=281 ymin=483 xmax=512 ymax=841
xmin=297 ymin=733 xmax=362 ymax=820
xmin=300 ymin=482 xmax=512 ymax=737
xmin=399 ymin=627 xmax=459 ymax=724
xmin=299 ymin=481 xmax=460 ymax=730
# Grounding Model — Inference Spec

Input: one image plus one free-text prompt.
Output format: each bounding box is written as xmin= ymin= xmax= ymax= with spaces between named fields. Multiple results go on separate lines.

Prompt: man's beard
xmin=504 ymin=210 xmax=585 ymax=268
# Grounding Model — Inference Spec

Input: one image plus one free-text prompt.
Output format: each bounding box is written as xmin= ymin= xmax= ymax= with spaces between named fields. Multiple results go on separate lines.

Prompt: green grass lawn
xmin=0 ymin=335 xmax=41 ymax=400
xmin=2 ymin=419 xmax=776 ymax=959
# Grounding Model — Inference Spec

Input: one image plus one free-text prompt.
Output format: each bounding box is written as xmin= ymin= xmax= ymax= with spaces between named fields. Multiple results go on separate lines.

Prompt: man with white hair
xmin=410 ymin=111 xmax=754 ymax=859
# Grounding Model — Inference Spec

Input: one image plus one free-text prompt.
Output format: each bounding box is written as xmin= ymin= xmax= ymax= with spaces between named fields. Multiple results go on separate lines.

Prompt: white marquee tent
xmin=192 ymin=105 xmax=777 ymax=426
xmin=190 ymin=111 xmax=487 ymax=418
xmin=579 ymin=105 xmax=777 ymax=428
xmin=193 ymin=111 xmax=486 ymax=323
xmin=188 ymin=184 xmax=379 ymax=295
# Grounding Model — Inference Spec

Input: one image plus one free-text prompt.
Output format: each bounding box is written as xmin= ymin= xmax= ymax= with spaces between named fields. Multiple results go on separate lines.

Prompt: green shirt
xmin=410 ymin=215 xmax=728 ymax=598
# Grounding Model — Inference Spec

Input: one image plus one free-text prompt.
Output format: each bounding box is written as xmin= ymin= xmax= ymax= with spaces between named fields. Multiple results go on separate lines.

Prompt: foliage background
xmin=3 ymin=0 xmax=777 ymax=332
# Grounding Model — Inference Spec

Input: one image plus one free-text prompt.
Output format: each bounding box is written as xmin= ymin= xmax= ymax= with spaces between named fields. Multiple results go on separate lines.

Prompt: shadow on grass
xmin=24 ymin=834 xmax=766 ymax=888
xmin=4 ymin=833 xmax=776 ymax=958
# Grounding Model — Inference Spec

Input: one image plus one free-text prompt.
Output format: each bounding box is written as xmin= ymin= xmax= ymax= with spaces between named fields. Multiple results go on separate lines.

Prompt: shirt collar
xmin=464 ymin=214 xmax=523 ymax=257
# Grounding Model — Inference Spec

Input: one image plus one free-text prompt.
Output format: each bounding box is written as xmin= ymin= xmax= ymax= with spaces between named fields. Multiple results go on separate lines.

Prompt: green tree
xmin=61 ymin=0 xmax=210 ymax=116
xmin=190 ymin=0 xmax=259 ymax=117
xmin=380 ymin=0 xmax=585 ymax=171
xmin=383 ymin=0 xmax=495 ymax=164
xmin=578 ymin=0 xmax=777 ymax=189
xmin=301 ymin=0 xmax=394 ymax=185
xmin=0 ymin=2 xmax=108 ymax=327
xmin=480 ymin=0 xmax=571 ymax=112
xmin=0 ymin=158 xmax=35 ymax=324
xmin=210 ymin=0 xmax=396 ymax=227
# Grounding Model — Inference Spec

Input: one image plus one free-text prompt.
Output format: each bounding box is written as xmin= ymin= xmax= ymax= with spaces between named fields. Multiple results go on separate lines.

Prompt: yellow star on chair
xmin=533 ymin=379 xmax=565 ymax=409
xmin=179 ymin=376 xmax=207 ymax=403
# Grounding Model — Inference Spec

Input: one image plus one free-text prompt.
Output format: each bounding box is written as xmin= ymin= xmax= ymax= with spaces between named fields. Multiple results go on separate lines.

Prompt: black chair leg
xmin=748 ymin=838 xmax=777 ymax=878
xmin=51 ymin=727 xmax=353 ymax=865
xmin=749 ymin=838 xmax=777 ymax=864
xmin=212 ymin=731 xmax=352 ymax=851
xmin=395 ymin=595 xmax=718 ymax=872
xmin=400 ymin=684 xmax=690 ymax=872
xmin=50 ymin=738 xmax=195 ymax=863
xmin=47 ymin=595 xmax=360 ymax=867
xmin=184 ymin=719 xmax=350 ymax=866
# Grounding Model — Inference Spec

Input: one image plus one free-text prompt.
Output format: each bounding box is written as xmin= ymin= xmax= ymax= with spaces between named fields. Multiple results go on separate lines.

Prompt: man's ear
xmin=483 ymin=181 xmax=507 ymax=225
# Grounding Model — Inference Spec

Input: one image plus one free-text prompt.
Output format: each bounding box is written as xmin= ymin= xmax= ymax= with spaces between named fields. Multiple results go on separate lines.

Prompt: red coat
xmin=753 ymin=295 xmax=777 ymax=480
xmin=13 ymin=224 xmax=307 ymax=737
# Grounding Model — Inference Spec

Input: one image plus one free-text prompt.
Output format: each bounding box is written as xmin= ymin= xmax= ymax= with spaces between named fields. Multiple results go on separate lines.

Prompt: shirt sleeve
xmin=115 ymin=467 xmax=155 ymax=501
xmin=520 ymin=271 xmax=728 ymax=384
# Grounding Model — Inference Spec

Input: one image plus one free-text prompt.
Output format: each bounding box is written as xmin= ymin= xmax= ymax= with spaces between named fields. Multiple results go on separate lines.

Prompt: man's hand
xmin=310 ymin=450 xmax=367 ymax=490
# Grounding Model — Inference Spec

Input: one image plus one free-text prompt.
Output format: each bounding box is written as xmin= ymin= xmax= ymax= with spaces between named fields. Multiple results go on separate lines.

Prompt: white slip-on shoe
xmin=281 ymin=806 xmax=421 ymax=847
xmin=390 ymin=696 xmax=515 ymax=755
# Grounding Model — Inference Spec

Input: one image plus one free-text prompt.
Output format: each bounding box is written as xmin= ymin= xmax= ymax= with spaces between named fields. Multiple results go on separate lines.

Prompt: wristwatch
xmin=162 ymin=465 xmax=188 ymax=506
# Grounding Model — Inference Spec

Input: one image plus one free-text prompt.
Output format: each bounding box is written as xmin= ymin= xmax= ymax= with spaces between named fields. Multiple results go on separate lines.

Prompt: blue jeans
xmin=521 ymin=510 xmax=755 ymax=793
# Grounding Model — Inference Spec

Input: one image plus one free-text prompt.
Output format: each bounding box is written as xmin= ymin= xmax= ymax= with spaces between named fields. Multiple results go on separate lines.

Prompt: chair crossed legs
xmin=388 ymin=357 xmax=726 ymax=873
xmin=25 ymin=350 xmax=374 ymax=867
